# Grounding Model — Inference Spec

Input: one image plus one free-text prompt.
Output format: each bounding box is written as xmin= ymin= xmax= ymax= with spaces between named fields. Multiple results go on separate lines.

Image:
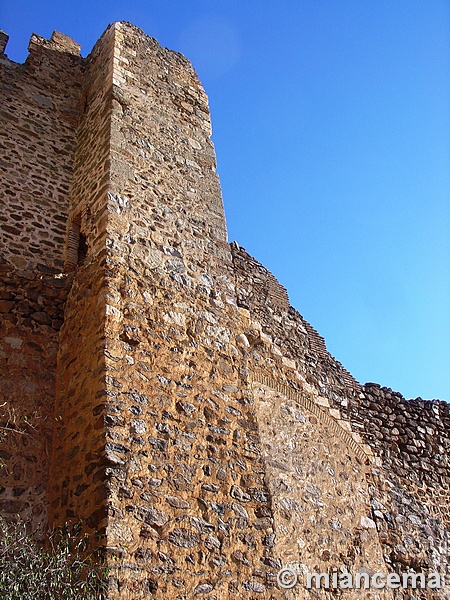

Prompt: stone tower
xmin=1 ymin=22 xmax=449 ymax=599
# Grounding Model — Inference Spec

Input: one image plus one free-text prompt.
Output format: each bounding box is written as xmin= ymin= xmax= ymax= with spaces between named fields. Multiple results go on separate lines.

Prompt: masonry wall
xmin=0 ymin=21 xmax=449 ymax=600
xmin=0 ymin=269 xmax=66 ymax=532
xmin=0 ymin=31 xmax=82 ymax=272
xmin=96 ymin=23 xmax=398 ymax=599
xmin=230 ymin=244 xmax=450 ymax=598
xmin=49 ymin=24 xmax=117 ymax=537
xmin=96 ymin=23 xmax=278 ymax=597
xmin=355 ymin=385 xmax=450 ymax=527
xmin=0 ymin=31 xmax=82 ymax=530
xmin=231 ymin=243 xmax=360 ymax=409
xmin=353 ymin=385 xmax=450 ymax=587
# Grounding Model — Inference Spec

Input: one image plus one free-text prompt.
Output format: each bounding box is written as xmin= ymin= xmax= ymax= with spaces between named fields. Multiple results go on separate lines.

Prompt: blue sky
xmin=2 ymin=1 xmax=449 ymax=401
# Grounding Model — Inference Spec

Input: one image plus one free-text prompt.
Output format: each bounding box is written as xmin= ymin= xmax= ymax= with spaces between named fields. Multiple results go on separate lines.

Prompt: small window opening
xmin=78 ymin=232 xmax=88 ymax=264
xmin=65 ymin=216 xmax=87 ymax=272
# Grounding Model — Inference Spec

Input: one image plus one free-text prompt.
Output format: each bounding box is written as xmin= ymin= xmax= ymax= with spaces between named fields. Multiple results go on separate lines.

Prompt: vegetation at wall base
xmin=0 ymin=517 xmax=108 ymax=600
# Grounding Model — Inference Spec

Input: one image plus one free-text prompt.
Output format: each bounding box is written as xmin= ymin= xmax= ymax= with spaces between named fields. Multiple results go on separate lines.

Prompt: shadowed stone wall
xmin=0 ymin=30 xmax=82 ymax=531
xmin=49 ymin=22 xmax=117 ymax=540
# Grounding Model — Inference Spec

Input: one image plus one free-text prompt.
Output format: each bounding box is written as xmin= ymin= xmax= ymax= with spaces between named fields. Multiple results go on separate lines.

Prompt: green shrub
xmin=0 ymin=517 xmax=107 ymax=600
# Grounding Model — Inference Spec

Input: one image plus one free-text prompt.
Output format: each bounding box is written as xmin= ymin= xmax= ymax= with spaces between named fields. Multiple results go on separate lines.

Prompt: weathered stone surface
xmin=136 ymin=507 xmax=169 ymax=527
xmin=0 ymin=19 xmax=448 ymax=600
xmin=167 ymin=528 xmax=200 ymax=548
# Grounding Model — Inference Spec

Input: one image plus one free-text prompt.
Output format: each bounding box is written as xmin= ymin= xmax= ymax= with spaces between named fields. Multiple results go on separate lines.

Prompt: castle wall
xmin=49 ymin=24 xmax=117 ymax=535
xmin=352 ymin=385 xmax=450 ymax=586
xmin=230 ymin=243 xmax=450 ymax=598
xmin=0 ymin=21 xmax=448 ymax=600
xmin=97 ymin=26 xmax=395 ymax=597
xmin=94 ymin=23 xmax=280 ymax=597
xmin=0 ymin=270 xmax=66 ymax=531
xmin=0 ymin=31 xmax=82 ymax=272
xmin=252 ymin=381 xmax=390 ymax=598
xmin=355 ymin=385 xmax=450 ymax=527
xmin=0 ymin=32 xmax=83 ymax=530
xmin=231 ymin=243 xmax=361 ymax=411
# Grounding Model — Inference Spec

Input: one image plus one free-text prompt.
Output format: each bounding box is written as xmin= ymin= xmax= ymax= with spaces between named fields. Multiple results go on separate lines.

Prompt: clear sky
xmin=2 ymin=1 xmax=449 ymax=401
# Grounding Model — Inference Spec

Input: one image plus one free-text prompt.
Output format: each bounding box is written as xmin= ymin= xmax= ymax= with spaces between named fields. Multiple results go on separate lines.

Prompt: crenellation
xmin=0 ymin=31 xmax=8 ymax=56
xmin=27 ymin=30 xmax=81 ymax=56
xmin=0 ymin=21 xmax=448 ymax=599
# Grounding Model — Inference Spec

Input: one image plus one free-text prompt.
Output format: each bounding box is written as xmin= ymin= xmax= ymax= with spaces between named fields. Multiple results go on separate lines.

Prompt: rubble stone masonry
xmin=0 ymin=21 xmax=448 ymax=599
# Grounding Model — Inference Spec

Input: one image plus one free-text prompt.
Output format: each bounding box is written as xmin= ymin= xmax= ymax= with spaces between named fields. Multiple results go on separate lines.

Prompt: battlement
xmin=27 ymin=30 xmax=81 ymax=56
xmin=0 ymin=28 xmax=82 ymax=59
xmin=0 ymin=31 xmax=8 ymax=55
xmin=0 ymin=22 xmax=448 ymax=599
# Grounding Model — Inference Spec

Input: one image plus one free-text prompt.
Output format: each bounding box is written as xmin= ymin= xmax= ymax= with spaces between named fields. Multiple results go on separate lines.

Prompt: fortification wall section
xmin=350 ymin=384 xmax=450 ymax=586
xmin=355 ymin=385 xmax=450 ymax=525
xmin=107 ymin=22 xmax=229 ymax=272
xmin=230 ymin=244 xmax=450 ymax=598
xmin=252 ymin=382 xmax=391 ymax=599
xmin=93 ymin=23 xmax=276 ymax=597
xmin=231 ymin=243 xmax=361 ymax=410
xmin=100 ymin=279 xmax=283 ymax=598
xmin=49 ymin=25 xmax=117 ymax=535
xmin=0 ymin=31 xmax=82 ymax=272
xmin=0 ymin=267 xmax=65 ymax=531
xmin=99 ymin=274 xmax=394 ymax=600
xmin=0 ymin=30 xmax=83 ymax=530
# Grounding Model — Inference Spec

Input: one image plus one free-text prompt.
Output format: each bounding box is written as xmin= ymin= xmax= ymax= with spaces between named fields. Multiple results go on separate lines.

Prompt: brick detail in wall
xmin=251 ymin=369 xmax=371 ymax=464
